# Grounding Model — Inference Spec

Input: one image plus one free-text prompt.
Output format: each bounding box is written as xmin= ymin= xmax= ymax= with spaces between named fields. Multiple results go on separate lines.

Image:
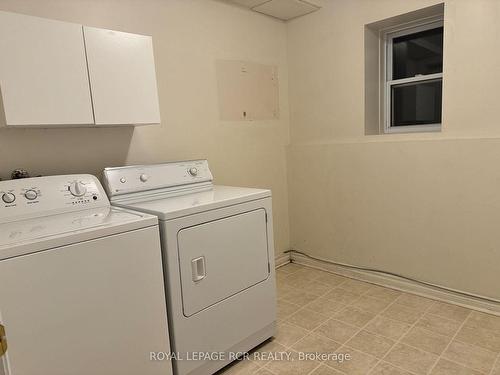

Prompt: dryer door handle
xmin=191 ymin=256 xmax=206 ymax=282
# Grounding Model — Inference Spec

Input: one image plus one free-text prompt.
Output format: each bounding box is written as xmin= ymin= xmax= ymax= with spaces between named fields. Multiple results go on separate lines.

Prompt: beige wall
xmin=3 ymin=0 xmax=499 ymax=298
xmin=287 ymin=0 xmax=500 ymax=300
xmin=0 ymin=0 xmax=291 ymax=257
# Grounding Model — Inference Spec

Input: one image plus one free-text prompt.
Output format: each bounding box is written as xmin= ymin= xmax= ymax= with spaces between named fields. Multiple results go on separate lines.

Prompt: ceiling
xmin=224 ymin=0 xmax=321 ymax=21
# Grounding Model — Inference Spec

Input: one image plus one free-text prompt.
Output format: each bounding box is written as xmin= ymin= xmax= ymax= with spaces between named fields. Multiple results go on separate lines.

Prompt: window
xmin=384 ymin=20 xmax=443 ymax=133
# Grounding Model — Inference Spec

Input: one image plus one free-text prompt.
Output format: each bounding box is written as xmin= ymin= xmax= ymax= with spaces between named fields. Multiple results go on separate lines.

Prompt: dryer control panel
xmin=0 ymin=175 xmax=109 ymax=223
xmin=103 ymin=160 xmax=213 ymax=197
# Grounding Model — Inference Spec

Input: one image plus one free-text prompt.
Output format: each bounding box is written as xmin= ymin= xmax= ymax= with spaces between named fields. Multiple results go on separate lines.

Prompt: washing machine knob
xmin=188 ymin=167 xmax=198 ymax=177
xmin=140 ymin=174 xmax=149 ymax=182
xmin=69 ymin=182 xmax=87 ymax=197
xmin=2 ymin=193 xmax=16 ymax=204
xmin=24 ymin=190 xmax=38 ymax=200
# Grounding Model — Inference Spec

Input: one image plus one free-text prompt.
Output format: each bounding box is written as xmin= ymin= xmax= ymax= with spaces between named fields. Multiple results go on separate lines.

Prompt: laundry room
xmin=0 ymin=0 xmax=499 ymax=374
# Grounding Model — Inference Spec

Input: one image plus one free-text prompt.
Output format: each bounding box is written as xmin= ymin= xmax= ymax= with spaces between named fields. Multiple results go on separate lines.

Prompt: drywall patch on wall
xmin=216 ymin=60 xmax=279 ymax=121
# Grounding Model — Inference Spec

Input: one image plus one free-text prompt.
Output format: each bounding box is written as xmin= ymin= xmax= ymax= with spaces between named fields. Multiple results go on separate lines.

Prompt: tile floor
xmin=218 ymin=263 xmax=500 ymax=375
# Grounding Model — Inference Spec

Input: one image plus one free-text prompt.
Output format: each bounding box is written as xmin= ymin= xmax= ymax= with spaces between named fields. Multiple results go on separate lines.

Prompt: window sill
xmin=384 ymin=124 xmax=441 ymax=134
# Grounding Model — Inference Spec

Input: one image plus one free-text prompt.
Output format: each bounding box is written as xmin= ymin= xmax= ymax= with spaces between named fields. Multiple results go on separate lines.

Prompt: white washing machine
xmin=103 ymin=160 xmax=277 ymax=375
xmin=0 ymin=174 xmax=172 ymax=375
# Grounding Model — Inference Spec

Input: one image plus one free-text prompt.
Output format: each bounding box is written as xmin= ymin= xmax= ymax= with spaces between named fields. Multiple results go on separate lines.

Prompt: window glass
xmin=392 ymin=27 xmax=443 ymax=80
xmin=391 ymin=80 xmax=442 ymax=126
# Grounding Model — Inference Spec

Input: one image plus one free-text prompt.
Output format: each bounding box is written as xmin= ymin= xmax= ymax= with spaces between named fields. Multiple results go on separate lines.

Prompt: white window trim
xmin=383 ymin=18 xmax=444 ymax=134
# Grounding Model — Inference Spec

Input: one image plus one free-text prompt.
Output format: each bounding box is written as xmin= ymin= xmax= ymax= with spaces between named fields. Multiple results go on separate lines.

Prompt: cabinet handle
xmin=191 ymin=256 xmax=206 ymax=282
xmin=0 ymin=324 xmax=7 ymax=358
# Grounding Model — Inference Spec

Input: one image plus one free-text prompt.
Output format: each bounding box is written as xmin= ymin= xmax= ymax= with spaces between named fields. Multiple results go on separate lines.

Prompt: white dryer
xmin=103 ymin=160 xmax=277 ymax=375
xmin=0 ymin=175 xmax=172 ymax=375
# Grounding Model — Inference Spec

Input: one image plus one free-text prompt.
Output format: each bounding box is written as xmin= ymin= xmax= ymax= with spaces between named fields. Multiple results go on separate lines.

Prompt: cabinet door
xmin=83 ymin=27 xmax=161 ymax=125
xmin=0 ymin=12 xmax=94 ymax=126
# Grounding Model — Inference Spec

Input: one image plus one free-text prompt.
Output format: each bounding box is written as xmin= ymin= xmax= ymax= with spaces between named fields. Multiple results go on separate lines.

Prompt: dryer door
xmin=178 ymin=208 xmax=270 ymax=317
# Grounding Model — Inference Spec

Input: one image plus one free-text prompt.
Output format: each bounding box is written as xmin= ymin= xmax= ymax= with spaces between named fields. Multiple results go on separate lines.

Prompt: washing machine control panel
xmin=0 ymin=175 xmax=109 ymax=222
xmin=104 ymin=160 xmax=213 ymax=197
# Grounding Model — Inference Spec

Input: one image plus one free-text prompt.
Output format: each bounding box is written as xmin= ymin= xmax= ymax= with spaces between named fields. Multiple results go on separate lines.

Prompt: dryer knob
xmin=140 ymin=174 xmax=149 ymax=182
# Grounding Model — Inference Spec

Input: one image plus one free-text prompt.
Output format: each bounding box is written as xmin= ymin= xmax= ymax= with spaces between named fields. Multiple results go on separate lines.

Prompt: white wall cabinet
xmin=83 ymin=27 xmax=161 ymax=126
xmin=0 ymin=11 xmax=94 ymax=126
xmin=0 ymin=12 xmax=161 ymax=128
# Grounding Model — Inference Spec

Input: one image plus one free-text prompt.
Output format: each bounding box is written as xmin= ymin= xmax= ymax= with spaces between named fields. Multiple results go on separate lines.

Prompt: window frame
xmin=383 ymin=18 xmax=444 ymax=134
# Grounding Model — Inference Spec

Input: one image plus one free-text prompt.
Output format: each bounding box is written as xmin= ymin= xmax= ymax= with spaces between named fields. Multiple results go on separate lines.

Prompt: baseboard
xmin=291 ymin=253 xmax=500 ymax=316
xmin=275 ymin=253 xmax=291 ymax=268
